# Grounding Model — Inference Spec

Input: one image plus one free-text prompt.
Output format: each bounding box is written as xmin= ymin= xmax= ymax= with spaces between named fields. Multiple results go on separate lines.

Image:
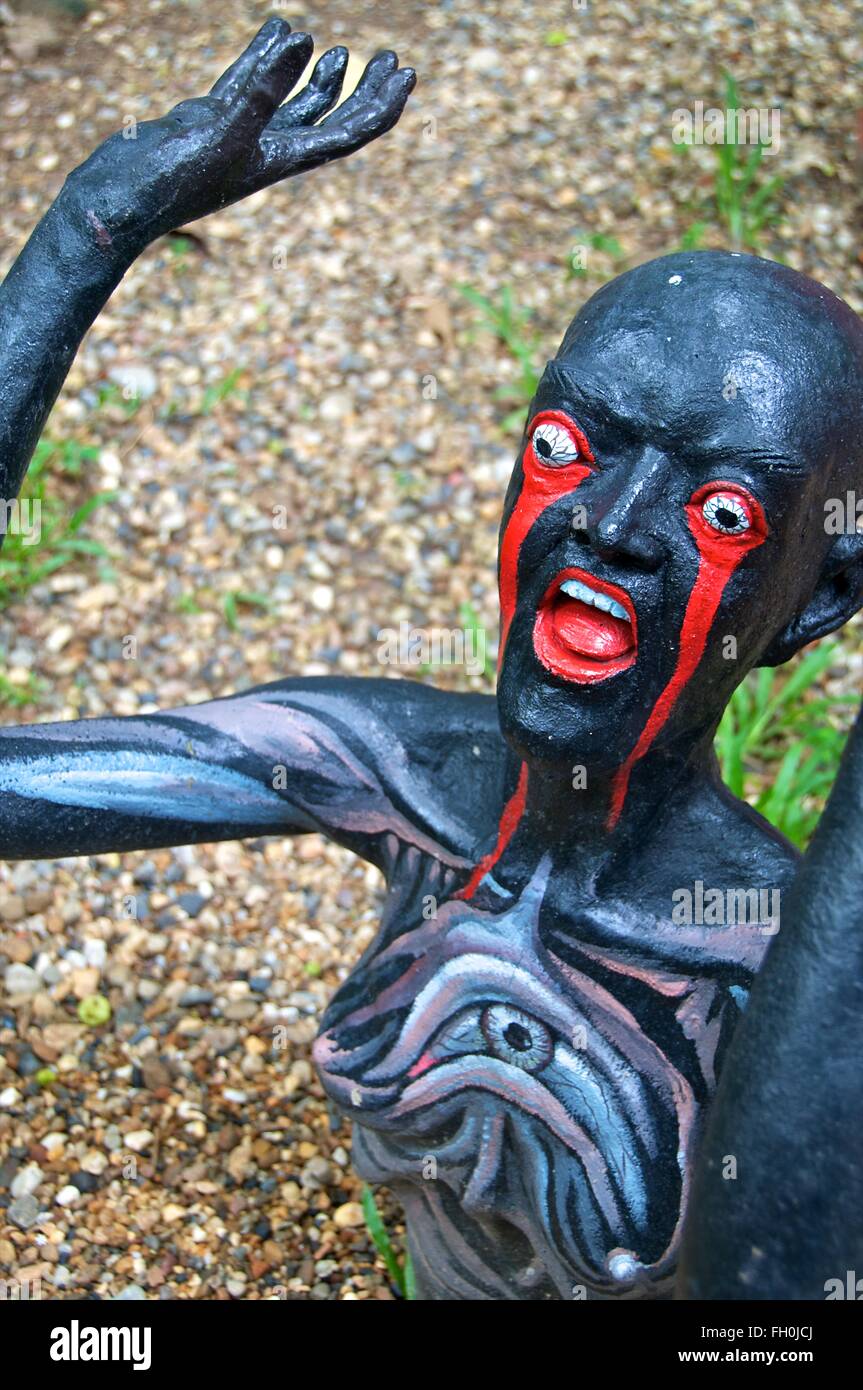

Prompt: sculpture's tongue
xmin=552 ymin=596 xmax=633 ymax=660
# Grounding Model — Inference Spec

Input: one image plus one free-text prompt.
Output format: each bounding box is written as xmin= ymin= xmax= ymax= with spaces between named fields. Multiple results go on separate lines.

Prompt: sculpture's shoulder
xmin=357 ymin=677 xmax=511 ymax=855
xmin=246 ymin=674 xmax=509 ymax=862
xmin=671 ymin=775 xmax=801 ymax=892
xmin=242 ymin=673 xmax=504 ymax=766
xmin=352 ymin=675 xmax=504 ymax=760
xmin=308 ymin=674 xmax=506 ymax=782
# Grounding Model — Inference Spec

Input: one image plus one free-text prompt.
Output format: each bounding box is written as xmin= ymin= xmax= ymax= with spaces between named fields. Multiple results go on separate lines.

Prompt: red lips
xmin=533 ymin=567 xmax=637 ymax=684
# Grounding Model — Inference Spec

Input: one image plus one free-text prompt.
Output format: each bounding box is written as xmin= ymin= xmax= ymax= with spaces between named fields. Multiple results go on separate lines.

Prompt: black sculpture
xmin=1 ymin=21 xmax=862 ymax=1300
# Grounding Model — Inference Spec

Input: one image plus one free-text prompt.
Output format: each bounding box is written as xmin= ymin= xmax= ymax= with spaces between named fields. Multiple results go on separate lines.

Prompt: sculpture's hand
xmin=0 ymin=17 xmax=415 ymax=505
xmin=65 ymin=17 xmax=416 ymax=256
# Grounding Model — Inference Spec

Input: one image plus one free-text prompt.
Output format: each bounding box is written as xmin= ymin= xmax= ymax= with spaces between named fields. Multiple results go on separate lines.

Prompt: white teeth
xmin=559 ymin=577 xmax=630 ymax=622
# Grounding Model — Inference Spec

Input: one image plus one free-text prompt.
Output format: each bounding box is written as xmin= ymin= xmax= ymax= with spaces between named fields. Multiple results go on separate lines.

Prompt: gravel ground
xmin=0 ymin=0 xmax=861 ymax=1300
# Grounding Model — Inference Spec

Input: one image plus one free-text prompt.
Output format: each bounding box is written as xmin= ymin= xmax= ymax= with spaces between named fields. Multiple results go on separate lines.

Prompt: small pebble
xmin=8 ymin=1195 xmax=40 ymax=1231
xmin=125 ymin=1130 xmax=155 ymax=1154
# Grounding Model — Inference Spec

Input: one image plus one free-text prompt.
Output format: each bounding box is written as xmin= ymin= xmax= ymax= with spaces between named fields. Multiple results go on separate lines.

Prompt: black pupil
xmin=534 ymin=437 xmax=552 ymax=458
xmin=716 ymin=506 xmax=740 ymax=530
xmin=504 ymin=1021 xmax=533 ymax=1052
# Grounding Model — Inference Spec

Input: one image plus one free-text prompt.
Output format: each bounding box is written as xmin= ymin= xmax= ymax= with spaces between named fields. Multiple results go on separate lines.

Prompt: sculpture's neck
xmin=494 ymin=731 xmax=719 ymax=889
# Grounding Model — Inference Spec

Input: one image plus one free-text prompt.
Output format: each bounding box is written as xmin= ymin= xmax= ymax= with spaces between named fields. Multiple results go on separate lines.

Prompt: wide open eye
xmin=531 ymin=419 xmax=583 ymax=466
xmin=481 ymin=1004 xmax=554 ymax=1073
xmin=701 ymin=491 xmax=751 ymax=535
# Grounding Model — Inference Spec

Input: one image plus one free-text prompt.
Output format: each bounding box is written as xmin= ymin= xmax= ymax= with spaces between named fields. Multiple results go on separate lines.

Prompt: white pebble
xmin=4 ymin=963 xmax=40 ymax=996
xmin=11 ymin=1163 xmax=43 ymax=1198
xmin=125 ymin=1129 xmax=154 ymax=1153
xmin=109 ymin=363 xmax=158 ymax=402
xmin=310 ymin=584 xmax=334 ymax=612
xmin=83 ymin=939 xmax=107 ymax=970
xmin=319 ymin=392 xmax=352 ymax=422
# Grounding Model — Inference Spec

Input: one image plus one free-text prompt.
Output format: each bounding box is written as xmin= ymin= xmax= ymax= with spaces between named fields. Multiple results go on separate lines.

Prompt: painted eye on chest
xmin=481 ymin=1003 xmax=554 ymax=1073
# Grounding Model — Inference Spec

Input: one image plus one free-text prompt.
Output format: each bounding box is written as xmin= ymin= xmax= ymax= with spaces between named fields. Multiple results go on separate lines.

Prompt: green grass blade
xmin=361 ymin=1184 xmax=406 ymax=1297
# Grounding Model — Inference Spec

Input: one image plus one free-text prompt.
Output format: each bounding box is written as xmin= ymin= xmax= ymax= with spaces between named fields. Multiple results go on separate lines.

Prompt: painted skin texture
xmin=0 ymin=678 xmax=771 ymax=1299
xmin=2 ymin=25 xmax=863 ymax=1300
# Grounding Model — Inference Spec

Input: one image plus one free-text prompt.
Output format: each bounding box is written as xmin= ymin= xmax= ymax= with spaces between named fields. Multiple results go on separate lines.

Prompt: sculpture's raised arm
xmin=678 ymin=699 xmax=863 ymax=1299
xmin=0 ymin=24 xmax=496 ymax=875
xmin=0 ymin=18 xmax=415 ymax=508
xmin=0 ymin=27 xmax=507 ymax=890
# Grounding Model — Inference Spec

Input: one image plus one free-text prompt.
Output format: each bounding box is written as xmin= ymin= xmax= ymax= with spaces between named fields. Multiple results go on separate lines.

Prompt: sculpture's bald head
xmin=496 ymin=251 xmax=863 ymax=780
xmin=556 ymin=249 xmax=863 ymax=502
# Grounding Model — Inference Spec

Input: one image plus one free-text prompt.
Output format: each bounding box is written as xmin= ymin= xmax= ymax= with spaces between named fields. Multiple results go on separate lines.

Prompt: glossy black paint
xmin=0 ymin=21 xmax=861 ymax=1299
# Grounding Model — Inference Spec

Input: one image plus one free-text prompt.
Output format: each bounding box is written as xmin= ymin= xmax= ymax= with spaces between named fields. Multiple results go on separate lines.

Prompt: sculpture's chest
xmin=313 ymin=855 xmax=733 ymax=1299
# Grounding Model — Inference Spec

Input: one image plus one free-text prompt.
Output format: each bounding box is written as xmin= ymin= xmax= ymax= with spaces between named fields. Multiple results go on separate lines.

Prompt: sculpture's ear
xmin=761 ymin=533 xmax=863 ymax=667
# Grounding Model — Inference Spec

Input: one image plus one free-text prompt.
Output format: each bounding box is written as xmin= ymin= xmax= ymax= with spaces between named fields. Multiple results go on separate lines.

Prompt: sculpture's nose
xmin=577 ymin=446 xmax=668 ymax=570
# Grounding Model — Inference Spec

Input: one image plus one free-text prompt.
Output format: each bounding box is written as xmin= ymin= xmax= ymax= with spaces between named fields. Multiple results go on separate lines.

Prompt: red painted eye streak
xmin=606 ymin=483 xmax=767 ymax=830
xmin=454 ymin=760 xmax=529 ymax=901
xmin=464 ymin=411 xmax=591 ymax=900
xmin=498 ymin=410 xmax=593 ymax=669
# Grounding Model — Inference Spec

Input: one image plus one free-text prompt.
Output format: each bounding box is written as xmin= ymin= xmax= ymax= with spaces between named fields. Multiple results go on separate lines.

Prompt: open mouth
xmin=533 ymin=567 xmax=637 ymax=684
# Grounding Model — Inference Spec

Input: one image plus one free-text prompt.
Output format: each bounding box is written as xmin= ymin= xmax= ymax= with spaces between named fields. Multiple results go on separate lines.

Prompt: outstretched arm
xmin=0 ymin=18 xmax=415 ymax=509
xmin=0 ymin=25 xmax=502 ymax=884
xmin=0 ymin=677 xmax=504 ymax=877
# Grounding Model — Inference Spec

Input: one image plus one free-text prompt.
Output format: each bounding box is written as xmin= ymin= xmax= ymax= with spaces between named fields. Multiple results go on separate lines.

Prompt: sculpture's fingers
xmin=318 ymin=50 xmax=400 ymax=128
xmin=209 ymin=16 xmax=293 ymax=103
xmin=166 ymin=96 xmax=224 ymax=129
xmin=257 ymin=67 xmax=415 ymax=180
xmin=220 ymin=27 xmax=314 ymax=145
xmin=268 ymin=46 xmax=349 ymax=130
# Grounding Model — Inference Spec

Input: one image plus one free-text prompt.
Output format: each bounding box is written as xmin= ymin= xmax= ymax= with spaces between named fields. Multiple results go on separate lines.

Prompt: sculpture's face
xmin=496 ymin=253 xmax=860 ymax=780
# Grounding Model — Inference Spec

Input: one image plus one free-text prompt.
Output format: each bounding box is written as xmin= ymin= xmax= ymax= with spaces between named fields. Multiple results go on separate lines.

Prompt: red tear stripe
xmin=606 ymin=564 xmax=730 ymax=828
xmin=607 ymin=483 xmax=767 ymax=829
xmin=499 ymin=410 xmax=593 ymax=668
xmin=455 ymin=761 xmax=529 ymax=901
